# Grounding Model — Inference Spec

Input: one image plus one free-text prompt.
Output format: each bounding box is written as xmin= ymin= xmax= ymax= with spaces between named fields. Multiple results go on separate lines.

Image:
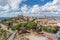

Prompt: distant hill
xmin=46 ymin=16 xmax=60 ymax=19
xmin=0 ymin=16 xmax=60 ymax=20
xmin=0 ymin=17 xmax=10 ymax=20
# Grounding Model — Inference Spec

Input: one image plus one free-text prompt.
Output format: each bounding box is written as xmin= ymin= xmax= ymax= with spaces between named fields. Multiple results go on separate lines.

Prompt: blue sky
xmin=0 ymin=0 xmax=60 ymax=17
xmin=20 ymin=0 xmax=53 ymax=6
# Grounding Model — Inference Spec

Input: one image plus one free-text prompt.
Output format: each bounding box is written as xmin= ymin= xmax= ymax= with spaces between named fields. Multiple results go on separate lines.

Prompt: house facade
xmin=34 ymin=17 xmax=57 ymax=27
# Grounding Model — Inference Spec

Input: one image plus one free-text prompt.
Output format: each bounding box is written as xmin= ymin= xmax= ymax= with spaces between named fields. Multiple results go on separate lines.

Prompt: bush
xmin=26 ymin=22 xmax=37 ymax=29
xmin=11 ymin=24 xmax=21 ymax=30
xmin=40 ymin=25 xmax=57 ymax=33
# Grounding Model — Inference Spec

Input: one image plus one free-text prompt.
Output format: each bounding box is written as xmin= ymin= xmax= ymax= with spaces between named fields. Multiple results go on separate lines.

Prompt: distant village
xmin=0 ymin=15 xmax=60 ymax=31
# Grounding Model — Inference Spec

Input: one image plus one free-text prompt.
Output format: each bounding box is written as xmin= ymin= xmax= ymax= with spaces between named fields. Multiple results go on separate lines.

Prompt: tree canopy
xmin=26 ymin=22 xmax=37 ymax=29
xmin=11 ymin=24 xmax=21 ymax=30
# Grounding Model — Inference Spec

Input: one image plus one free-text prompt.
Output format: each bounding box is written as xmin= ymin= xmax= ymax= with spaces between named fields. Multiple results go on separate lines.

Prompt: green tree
xmin=11 ymin=24 xmax=21 ymax=30
xmin=26 ymin=22 xmax=37 ymax=29
xmin=41 ymin=26 xmax=58 ymax=33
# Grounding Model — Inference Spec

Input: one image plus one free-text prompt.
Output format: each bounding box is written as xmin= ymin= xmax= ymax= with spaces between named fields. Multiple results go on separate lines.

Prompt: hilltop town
xmin=0 ymin=15 xmax=60 ymax=40
xmin=0 ymin=15 xmax=59 ymax=30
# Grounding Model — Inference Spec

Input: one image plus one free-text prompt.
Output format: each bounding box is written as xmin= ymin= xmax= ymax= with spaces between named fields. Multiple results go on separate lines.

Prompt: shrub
xmin=11 ymin=24 xmax=21 ymax=30
xmin=26 ymin=22 xmax=37 ymax=29
xmin=40 ymin=25 xmax=57 ymax=33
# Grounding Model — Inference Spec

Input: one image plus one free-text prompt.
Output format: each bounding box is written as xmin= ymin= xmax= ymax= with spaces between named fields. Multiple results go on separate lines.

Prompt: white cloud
xmin=0 ymin=0 xmax=7 ymax=6
xmin=20 ymin=0 xmax=60 ymax=17
xmin=0 ymin=0 xmax=26 ymax=10
xmin=30 ymin=5 xmax=40 ymax=13
xmin=0 ymin=0 xmax=27 ymax=17
xmin=2 ymin=4 xmax=10 ymax=10
xmin=9 ymin=0 xmax=27 ymax=10
xmin=0 ymin=11 xmax=22 ymax=17
xmin=21 ymin=5 xmax=29 ymax=13
xmin=41 ymin=0 xmax=60 ymax=11
xmin=9 ymin=0 xmax=22 ymax=10
xmin=0 ymin=0 xmax=60 ymax=17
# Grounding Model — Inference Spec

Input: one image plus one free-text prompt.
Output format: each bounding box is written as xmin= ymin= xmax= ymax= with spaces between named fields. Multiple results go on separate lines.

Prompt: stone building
xmin=34 ymin=17 xmax=48 ymax=27
xmin=28 ymin=16 xmax=35 ymax=21
xmin=34 ymin=17 xmax=57 ymax=26
xmin=47 ymin=18 xmax=57 ymax=26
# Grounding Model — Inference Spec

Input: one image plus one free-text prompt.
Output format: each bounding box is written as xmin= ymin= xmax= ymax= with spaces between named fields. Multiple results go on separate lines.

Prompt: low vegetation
xmin=0 ymin=16 xmax=58 ymax=34
xmin=26 ymin=22 xmax=37 ymax=29
xmin=40 ymin=25 xmax=58 ymax=33
xmin=11 ymin=21 xmax=58 ymax=33
xmin=0 ymin=28 xmax=11 ymax=40
xmin=11 ymin=24 xmax=21 ymax=30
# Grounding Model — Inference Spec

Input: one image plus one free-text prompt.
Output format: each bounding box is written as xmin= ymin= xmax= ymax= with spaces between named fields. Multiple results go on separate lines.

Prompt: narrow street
xmin=7 ymin=30 xmax=17 ymax=40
